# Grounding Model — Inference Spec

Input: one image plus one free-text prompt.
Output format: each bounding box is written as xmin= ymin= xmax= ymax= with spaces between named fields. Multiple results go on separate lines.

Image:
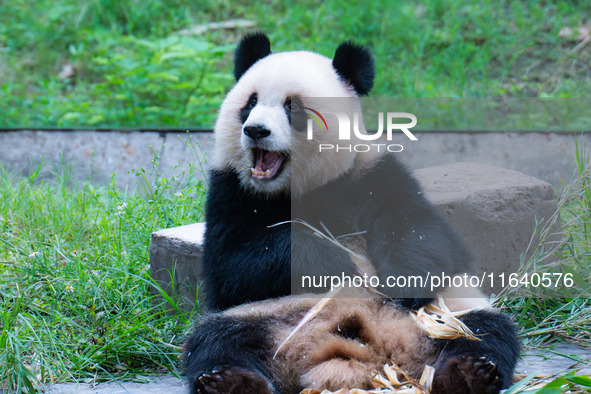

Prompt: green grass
xmin=0 ymin=150 xmax=589 ymax=393
xmin=0 ymin=151 xmax=589 ymax=392
xmin=496 ymin=138 xmax=591 ymax=393
xmin=1 ymin=1 xmax=591 ymax=392
xmin=2 ymin=0 xmax=591 ymax=128
xmin=0 ymin=154 xmax=207 ymax=391
xmin=498 ymin=140 xmax=591 ymax=348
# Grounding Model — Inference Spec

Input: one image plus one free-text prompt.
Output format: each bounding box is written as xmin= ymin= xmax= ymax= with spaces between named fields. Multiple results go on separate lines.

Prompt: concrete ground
xmin=518 ymin=343 xmax=591 ymax=376
xmin=44 ymin=343 xmax=590 ymax=393
xmin=46 ymin=376 xmax=185 ymax=394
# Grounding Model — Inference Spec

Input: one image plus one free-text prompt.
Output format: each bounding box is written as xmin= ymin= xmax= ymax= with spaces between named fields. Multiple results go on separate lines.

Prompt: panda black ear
xmin=332 ymin=42 xmax=375 ymax=96
xmin=234 ymin=32 xmax=272 ymax=81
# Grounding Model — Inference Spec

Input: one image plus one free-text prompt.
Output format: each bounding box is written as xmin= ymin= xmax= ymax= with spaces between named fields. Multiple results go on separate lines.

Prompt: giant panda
xmin=202 ymin=32 xmax=481 ymax=312
xmin=184 ymin=291 xmax=520 ymax=394
xmin=186 ymin=32 xmax=520 ymax=393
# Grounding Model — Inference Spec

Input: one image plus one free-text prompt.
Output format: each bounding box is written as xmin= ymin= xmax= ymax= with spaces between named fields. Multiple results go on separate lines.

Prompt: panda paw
xmin=191 ymin=367 xmax=273 ymax=394
xmin=432 ymin=355 xmax=502 ymax=394
xmin=459 ymin=356 xmax=502 ymax=394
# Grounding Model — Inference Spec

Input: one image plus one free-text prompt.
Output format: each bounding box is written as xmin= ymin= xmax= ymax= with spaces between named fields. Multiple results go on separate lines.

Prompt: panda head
xmin=212 ymin=32 xmax=376 ymax=196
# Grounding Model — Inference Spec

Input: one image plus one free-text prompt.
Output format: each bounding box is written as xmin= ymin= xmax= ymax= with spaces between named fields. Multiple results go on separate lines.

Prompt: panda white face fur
xmin=211 ymin=33 xmax=377 ymax=196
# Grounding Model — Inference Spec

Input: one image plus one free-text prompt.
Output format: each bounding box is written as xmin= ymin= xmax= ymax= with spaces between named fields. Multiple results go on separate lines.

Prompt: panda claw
xmin=192 ymin=367 xmax=273 ymax=394
xmin=433 ymin=355 xmax=503 ymax=394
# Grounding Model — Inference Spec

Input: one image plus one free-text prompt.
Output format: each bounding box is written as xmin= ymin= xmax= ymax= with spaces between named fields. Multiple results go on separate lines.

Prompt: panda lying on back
xmin=202 ymin=32 xmax=477 ymax=312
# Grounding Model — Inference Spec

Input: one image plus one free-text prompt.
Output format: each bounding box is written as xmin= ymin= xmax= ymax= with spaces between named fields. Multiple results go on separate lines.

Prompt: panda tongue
xmin=252 ymin=150 xmax=283 ymax=179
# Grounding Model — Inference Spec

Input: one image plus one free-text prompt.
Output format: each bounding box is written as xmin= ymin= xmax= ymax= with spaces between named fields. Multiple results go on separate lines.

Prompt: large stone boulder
xmin=149 ymin=162 xmax=558 ymax=308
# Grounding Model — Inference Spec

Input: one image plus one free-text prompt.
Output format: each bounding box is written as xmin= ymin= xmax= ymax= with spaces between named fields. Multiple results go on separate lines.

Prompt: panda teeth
xmin=251 ymin=168 xmax=271 ymax=178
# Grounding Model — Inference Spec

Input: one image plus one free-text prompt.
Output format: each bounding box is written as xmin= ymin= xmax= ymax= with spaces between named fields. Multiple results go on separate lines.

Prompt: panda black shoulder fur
xmin=184 ymin=292 xmax=520 ymax=394
xmin=203 ymin=32 xmax=477 ymax=311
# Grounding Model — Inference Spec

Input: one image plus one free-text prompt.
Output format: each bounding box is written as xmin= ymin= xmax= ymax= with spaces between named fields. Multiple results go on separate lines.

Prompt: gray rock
xmin=414 ymin=162 xmax=558 ymax=292
xmin=149 ymin=162 xmax=558 ymax=307
xmin=150 ymin=223 xmax=206 ymax=307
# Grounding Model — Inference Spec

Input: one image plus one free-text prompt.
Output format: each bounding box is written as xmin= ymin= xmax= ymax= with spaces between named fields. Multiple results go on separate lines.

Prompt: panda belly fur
xmin=184 ymin=295 xmax=520 ymax=394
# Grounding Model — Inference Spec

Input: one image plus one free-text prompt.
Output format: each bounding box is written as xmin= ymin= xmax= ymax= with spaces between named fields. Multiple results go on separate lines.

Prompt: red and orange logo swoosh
xmin=304 ymin=107 xmax=328 ymax=132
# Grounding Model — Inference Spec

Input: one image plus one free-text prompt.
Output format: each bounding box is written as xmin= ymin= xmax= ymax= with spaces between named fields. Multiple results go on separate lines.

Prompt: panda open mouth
xmin=250 ymin=148 xmax=287 ymax=180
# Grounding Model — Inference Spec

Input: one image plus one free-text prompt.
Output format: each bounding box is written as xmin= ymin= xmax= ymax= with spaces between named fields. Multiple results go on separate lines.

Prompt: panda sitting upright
xmin=184 ymin=33 xmax=520 ymax=393
xmin=202 ymin=32 xmax=479 ymax=312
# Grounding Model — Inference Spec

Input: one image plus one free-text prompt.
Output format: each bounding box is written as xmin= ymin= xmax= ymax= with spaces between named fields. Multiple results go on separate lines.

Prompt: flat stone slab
xmin=150 ymin=223 xmax=206 ymax=306
xmin=44 ymin=376 xmax=184 ymax=394
xmin=414 ymin=162 xmax=559 ymax=281
xmin=40 ymin=344 xmax=589 ymax=393
xmin=150 ymin=162 xmax=558 ymax=307
xmin=517 ymin=343 xmax=591 ymax=376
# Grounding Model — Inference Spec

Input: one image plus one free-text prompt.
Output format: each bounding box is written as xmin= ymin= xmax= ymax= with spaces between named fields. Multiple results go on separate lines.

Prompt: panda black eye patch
xmin=284 ymin=97 xmax=302 ymax=112
xmin=247 ymin=93 xmax=258 ymax=109
xmin=240 ymin=93 xmax=258 ymax=124
xmin=286 ymin=97 xmax=307 ymax=130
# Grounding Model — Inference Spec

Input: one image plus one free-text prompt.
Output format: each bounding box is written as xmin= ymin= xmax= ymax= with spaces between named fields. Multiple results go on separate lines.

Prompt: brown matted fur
xmin=225 ymin=294 xmax=437 ymax=392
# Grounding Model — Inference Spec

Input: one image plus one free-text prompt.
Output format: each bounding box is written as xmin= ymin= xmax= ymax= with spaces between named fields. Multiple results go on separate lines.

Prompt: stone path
xmin=517 ymin=343 xmax=591 ymax=376
xmin=46 ymin=376 xmax=184 ymax=393
xmin=43 ymin=343 xmax=589 ymax=393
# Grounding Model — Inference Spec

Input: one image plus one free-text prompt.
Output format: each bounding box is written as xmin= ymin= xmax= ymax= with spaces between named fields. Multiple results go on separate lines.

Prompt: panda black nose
xmin=243 ymin=125 xmax=271 ymax=141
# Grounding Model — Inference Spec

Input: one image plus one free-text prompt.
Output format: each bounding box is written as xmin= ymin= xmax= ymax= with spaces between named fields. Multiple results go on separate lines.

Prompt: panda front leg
xmin=365 ymin=211 xmax=475 ymax=310
xmin=291 ymin=225 xmax=362 ymax=292
xmin=183 ymin=314 xmax=277 ymax=394
xmin=431 ymin=309 xmax=520 ymax=394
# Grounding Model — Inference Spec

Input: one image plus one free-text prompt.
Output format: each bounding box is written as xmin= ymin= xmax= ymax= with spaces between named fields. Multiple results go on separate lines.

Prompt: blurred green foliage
xmin=1 ymin=0 xmax=590 ymax=128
